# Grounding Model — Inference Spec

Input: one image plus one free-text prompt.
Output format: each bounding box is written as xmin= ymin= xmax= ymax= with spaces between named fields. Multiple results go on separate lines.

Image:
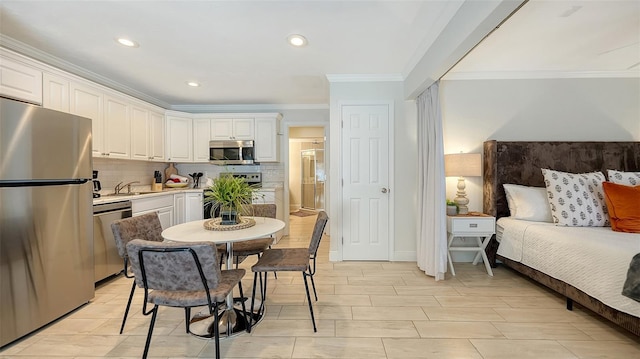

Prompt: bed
xmin=482 ymin=140 xmax=640 ymax=336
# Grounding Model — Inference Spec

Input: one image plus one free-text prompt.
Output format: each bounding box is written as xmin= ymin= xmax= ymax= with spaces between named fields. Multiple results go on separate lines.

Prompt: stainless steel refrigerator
xmin=0 ymin=97 xmax=94 ymax=347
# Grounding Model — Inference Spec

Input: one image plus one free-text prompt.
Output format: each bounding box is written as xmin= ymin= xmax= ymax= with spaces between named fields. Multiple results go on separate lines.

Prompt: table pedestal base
xmin=188 ymin=298 xmax=264 ymax=338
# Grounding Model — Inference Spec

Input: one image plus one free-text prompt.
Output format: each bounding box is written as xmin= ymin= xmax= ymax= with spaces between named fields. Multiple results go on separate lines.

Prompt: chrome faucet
xmin=114 ymin=181 xmax=140 ymax=194
xmin=114 ymin=182 xmax=124 ymax=194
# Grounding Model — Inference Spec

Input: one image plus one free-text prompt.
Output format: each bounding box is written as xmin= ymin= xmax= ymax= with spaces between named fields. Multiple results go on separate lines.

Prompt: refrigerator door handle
xmin=0 ymin=179 xmax=90 ymax=187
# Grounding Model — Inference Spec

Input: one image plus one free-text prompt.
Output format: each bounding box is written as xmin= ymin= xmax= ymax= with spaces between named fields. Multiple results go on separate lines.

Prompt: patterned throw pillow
xmin=608 ymin=170 xmax=640 ymax=186
xmin=541 ymin=169 xmax=609 ymax=227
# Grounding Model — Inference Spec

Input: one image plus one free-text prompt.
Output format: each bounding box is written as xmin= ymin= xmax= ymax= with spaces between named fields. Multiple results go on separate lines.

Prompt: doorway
xmin=301 ymin=148 xmax=325 ymax=210
xmin=289 ymin=127 xmax=325 ymax=213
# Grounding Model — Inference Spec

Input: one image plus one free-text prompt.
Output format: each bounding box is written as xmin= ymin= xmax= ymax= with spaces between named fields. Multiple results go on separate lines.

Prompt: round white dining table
xmin=161 ymin=217 xmax=285 ymax=337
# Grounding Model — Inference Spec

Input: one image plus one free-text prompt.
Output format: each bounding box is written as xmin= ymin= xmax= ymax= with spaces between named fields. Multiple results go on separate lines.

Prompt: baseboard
xmin=393 ymin=251 xmax=417 ymax=261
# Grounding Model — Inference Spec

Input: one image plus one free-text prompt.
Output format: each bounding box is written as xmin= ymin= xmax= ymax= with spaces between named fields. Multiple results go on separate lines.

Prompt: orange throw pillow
xmin=602 ymin=182 xmax=640 ymax=233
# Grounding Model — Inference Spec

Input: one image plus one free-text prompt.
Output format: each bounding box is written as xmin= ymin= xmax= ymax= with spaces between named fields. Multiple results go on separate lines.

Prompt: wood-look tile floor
xmin=2 ymin=214 xmax=639 ymax=358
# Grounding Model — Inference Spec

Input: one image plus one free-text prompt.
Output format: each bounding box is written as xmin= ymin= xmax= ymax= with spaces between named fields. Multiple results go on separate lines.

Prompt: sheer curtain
xmin=416 ymin=81 xmax=447 ymax=281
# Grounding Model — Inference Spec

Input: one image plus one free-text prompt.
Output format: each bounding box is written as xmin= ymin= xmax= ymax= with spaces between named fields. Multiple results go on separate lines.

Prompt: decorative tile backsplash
xmin=93 ymin=158 xmax=285 ymax=193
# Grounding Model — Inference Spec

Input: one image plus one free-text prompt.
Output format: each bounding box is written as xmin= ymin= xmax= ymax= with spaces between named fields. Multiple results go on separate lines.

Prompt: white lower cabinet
xmin=186 ymin=192 xmax=204 ymax=222
xmin=174 ymin=191 xmax=203 ymax=225
xmin=131 ymin=194 xmax=174 ymax=230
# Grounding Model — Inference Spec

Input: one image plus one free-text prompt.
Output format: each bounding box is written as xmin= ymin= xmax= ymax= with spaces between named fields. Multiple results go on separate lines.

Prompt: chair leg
xmin=237 ymin=281 xmax=249 ymax=332
xmin=142 ymin=304 xmax=159 ymax=359
xmin=213 ymin=303 xmax=221 ymax=359
xmin=309 ymin=272 xmax=318 ymax=301
xmin=249 ymin=271 xmax=259 ymax=331
xmin=120 ymin=280 xmax=136 ymax=334
xmin=302 ymin=272 xmax=317 ymax=332
xmin=184 ymin=307 xmax=191 ymax=333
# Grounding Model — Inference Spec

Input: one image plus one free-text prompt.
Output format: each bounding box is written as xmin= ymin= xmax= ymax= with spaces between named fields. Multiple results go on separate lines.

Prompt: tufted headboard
xmin=482 ymin=140 xmax=640 ymax=263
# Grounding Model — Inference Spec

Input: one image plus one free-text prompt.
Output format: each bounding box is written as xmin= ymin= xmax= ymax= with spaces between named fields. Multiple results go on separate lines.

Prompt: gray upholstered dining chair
xmin=126 ymin=239 xmax=247 ymax=359
xmin=250 ymin=211 xmax=328 ymax=332
xmin=110 ymin=212 xmax=164 ymax=334
xmin=216 ymin=203 xmax=277 ymax=269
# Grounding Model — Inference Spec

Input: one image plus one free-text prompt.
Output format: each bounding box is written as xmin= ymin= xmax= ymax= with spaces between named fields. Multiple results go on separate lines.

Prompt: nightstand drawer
xmin=448 ymin=217 xmax=495 ymax=233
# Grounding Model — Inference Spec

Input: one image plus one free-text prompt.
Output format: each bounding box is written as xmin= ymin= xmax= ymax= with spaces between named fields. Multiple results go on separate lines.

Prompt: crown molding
xmin=0 ymin=35 xmax=171 ymax=108
xmin=170 ymin=103 xmax=329 ymax=113
xmin=442 ymin=70 xmax=640 ymax=80
xmin=325 ymin=74 xmax=404 ymax=83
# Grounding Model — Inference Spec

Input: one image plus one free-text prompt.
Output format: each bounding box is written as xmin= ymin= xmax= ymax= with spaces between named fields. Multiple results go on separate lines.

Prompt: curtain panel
xmin=416 ymin=81 xmax=447 ymax=280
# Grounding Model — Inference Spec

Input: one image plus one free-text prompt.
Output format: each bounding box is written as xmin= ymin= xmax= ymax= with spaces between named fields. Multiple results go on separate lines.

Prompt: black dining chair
xmin=126 ymin=239 xmax=247 ymax=359
xmin=110 ymin=212 xmax=164 ymax=334
xmin=249 ymin=211 xmax=328 ymax=332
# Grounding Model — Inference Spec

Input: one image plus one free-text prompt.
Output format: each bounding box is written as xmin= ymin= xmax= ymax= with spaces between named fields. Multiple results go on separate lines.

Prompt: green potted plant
xmin=204 ymin=174 xmax=257 ymax=224
xmin=446 ymin=199 xmax=458 ymax=216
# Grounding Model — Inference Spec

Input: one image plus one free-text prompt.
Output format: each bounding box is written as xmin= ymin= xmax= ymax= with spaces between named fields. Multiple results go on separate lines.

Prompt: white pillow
xmin=608 ymin=170 xmax=640 ymax=186
xmin=503 ymin=184 xmax=553 ymax=222
xmin=541 ymin=169 xmax=609 ymax=227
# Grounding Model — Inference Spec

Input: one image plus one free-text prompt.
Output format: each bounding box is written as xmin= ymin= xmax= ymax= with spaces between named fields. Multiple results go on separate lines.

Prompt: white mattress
xmin=497 ymin=217 xmax=640 ymax=317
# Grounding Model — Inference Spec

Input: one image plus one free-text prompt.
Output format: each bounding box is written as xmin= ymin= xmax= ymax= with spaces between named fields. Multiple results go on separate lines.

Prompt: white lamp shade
xmin=444 ymin=153 xmax=482 ymax=177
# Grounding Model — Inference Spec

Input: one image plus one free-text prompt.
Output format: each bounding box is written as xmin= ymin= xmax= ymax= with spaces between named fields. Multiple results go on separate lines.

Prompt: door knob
xmin=381 ymin=187 xmax=388 ymax=193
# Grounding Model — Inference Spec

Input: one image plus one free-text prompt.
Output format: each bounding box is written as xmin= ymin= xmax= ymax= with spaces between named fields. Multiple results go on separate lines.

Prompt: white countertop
xmin=93 ymin=188 xmax=204 ymax=205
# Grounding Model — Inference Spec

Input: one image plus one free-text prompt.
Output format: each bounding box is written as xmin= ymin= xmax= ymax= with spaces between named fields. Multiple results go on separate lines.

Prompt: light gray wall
xmin=329 ymin=81 xmax=418 ymax=261
xmin=440 ymin=77 xmax=640 ymax=212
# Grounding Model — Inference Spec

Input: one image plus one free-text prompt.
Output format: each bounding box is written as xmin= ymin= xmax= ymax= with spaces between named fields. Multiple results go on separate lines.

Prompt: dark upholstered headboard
xmin=483 ymin=141 xmax=640 ymax=220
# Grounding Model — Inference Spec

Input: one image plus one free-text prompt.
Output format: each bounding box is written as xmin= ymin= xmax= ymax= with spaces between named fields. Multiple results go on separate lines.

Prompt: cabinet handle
xmin=469 ymin=223 xmax=478 ymax=228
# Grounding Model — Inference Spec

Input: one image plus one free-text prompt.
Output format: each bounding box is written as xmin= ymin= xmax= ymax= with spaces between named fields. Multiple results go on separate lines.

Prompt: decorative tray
xmin=203 ymin=217 xmax=256 ymax=231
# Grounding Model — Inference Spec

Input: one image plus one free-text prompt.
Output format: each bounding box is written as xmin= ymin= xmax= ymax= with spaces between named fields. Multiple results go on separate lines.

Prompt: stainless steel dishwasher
xmin=93 ymin=200 xmax=132 ymax=282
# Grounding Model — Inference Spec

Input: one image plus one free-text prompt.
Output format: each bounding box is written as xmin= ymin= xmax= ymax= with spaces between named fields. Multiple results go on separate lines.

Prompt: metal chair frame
xmin=135 ymin=246 xmax=248 ymax=359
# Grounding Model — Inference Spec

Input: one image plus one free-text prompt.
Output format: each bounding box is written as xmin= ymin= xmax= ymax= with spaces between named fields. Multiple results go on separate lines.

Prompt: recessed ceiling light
xmin=287 ymin=34 xmax=308 ymax=47
xmin=186 ymin=81 xmax=200 ymax=87
xmin=116 ymin=37 xmax=139 ymax=48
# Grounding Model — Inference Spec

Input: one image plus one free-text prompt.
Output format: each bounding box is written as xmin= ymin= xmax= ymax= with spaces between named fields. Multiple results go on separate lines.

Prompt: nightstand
xmin=446 ymin=213 xmax=496 ymax=276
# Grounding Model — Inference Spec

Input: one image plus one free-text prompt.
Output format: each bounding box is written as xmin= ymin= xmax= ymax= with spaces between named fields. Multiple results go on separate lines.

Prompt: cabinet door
xmin=211 ymin=118 xmax=233 ymax=140
xmin=70 ymin=82 xmax=104 ymax=157
xmin=186 ymin=192 xmax=204 ymax=222
xmin=193 ymin=118 xmax=211 ymax=162
xmin=0 ymin=57 xmax=43 ymax=104
xmin=43 ymin=73 xmax=69 ymax=112
xmin=233 ymin=118 xmax=255 ymax=140
xmin=255 ymin=117 xmax=279 ymax=162
xmin=149 ymin=111 xmax=165 ymax=161
xmin=130 ymin=105 xmax=150 ymax=160
xmin=166 ymin=116 xmax=193 ymax=162
xmin=104 ymin=95 xmax=131 ymax=159
xmin=174 ymin=193 xmax=186 ymax=225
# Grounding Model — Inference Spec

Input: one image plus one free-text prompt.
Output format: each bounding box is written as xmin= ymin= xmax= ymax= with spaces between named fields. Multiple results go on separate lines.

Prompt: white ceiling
xmin=1 ymin=1 xmax=638 ymax=107
xmin=447 ymin=0 xmax=640 ymax=79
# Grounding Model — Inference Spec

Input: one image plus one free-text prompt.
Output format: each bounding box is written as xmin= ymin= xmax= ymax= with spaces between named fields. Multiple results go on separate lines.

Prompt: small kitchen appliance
xmin=92 ymin=170 xmax=101 ymax=198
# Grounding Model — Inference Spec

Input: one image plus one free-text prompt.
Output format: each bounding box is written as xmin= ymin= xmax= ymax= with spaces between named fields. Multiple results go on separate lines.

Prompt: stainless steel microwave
xmin=209 ymin=140 xmax=255 ymax=165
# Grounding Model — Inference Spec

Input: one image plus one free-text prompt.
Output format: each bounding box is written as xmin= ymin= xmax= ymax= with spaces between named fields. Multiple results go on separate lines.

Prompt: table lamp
xmin=444 ymin=153 xmax=482 ymax=215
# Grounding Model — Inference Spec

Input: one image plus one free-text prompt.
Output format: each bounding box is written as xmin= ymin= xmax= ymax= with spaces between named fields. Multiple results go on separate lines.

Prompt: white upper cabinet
xmin=211 ymin=118 xmax=255 ymax=140
xmin=104 ymin=94 xmax=131 ymax=159
xmin=43 ymin=72 xmax=69 ymax=112
xmin=149 ymin=111 xmax=165 ymax=161
xmin=166 ymin=115 xmax=193 ymax=162
xmin=0 ymin=57 xmax=42 ymax=105
xmin=70 ymin=82 xmax=104 ymax=157
xmin=255 ymin=115 xmax=282 ymax=162
xmin=193 ymin=118 xmax=211 ymax=162
xmin=130 ymin=105 xmax=150 ymax=161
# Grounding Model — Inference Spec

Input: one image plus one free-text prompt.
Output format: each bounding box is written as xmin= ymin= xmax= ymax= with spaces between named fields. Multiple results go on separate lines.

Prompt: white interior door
xmin=342 ymin=104 xmax=390 ymax=260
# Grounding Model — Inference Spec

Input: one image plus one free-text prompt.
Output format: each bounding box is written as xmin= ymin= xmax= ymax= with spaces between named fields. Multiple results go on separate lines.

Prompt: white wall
xmin=329 ymin=81 xmax=418 ymax=261
xmin=440 ymin=77 xmax=640 ymax=213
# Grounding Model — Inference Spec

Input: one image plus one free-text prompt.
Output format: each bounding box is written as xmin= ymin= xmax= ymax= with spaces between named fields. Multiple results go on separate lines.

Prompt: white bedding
xmin=497 ymin=217 xmax=640 ymax=317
